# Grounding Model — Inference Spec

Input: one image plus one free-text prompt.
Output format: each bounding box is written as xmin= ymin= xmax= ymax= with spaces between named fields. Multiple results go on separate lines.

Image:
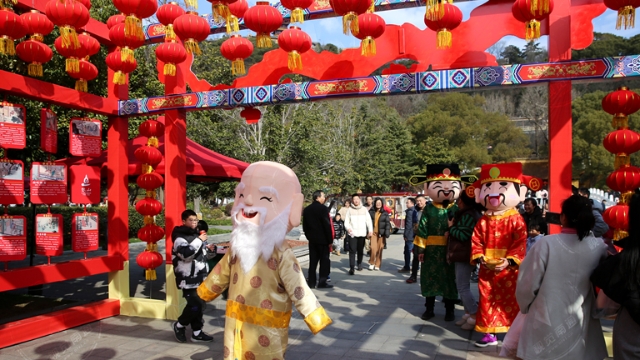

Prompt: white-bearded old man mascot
xmin=197 ymin=161 xmax=332 ymax=360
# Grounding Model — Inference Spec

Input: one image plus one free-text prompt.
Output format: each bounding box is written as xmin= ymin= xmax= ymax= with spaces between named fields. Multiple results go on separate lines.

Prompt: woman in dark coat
xmin=368 ymin=197 xmax=390 ymax=270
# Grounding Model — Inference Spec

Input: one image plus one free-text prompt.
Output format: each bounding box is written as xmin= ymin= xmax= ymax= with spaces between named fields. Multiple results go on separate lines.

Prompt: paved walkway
xmin=1 ymin=233 xmax=609 ymax=360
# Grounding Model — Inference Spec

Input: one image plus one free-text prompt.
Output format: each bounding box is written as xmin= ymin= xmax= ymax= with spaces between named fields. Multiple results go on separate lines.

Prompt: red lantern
xmin=54 ymin=35 xmax=89 ymax=74
xmin=0 ymin=9 xmax=26 ymax=56
xmin=109 ymin=23 xmax=144 ymax=63
xmin=16 ymin=39 xmax=53 ymax=77
xmin=243 ymin=1 xmax=283 ymax=48
xmin=45 ymin=0 xmax=90 ymax=49
xmin=606 ymin=165 xmax=640 ymax=193
xmin=277 ymin=26 xmax=311 ymax=71
xmin=424 ymin=2 xmax=461 ymax=49
xmin=68 ymin=59 xmax=98 ymax=92
xmin=604 ymin=204 xmax=630 ymax=239
xmin=79 ymin=32 xmax=100 ymax=57
xmin=107 ymin=14 xmax=126 ymax=29
xmin=105 ymin=49 xmax=137 ymax=85
xmin=76 ymin=0 xmax=92 ymax=10
xmin=602 ymin=87 xmax=640 ymax=128
xmin=220 ymin=34 xmax=253 ymax=75
xmin=603 ymin=129 xmax=640 ymax=155
xmin=157 ymin=2 xmax=184 ymax=41
xmin=208 ymin=0 xmax=238 ymax=24
xmin=137 ymin=171 xmax=164 ymax=190
xmin=604 ymin=0 xmax=640 ymax=29
xmin=112 ymin=0 xmax=158 ymax=41
xmin=512 ymin=0 xmax=553 ymax=41
xmin=173 ymin=11 xmax=210 ymax=55
xmin=134 ymin=145 xmax=163 ymax=166
xmin=138 ymin=224 xmax=165 ymax=244
xmin=136 ymin=250 xmax=163 ymax=280
xmin=281 ymin=0 xmax=313 ymax=24
xmin=20 ymin=10 xmax=53 ymax=42
xmin=155 ymin=41 xmax=187 ymax=76
xmin=139 ymin=119 xmax=165 ymax=138
xmin=136 ymin=198 xmax=163 ymax=216
xmin=329 ymin=0 xmax=371 ymax=35
xmin=241 ymin=107 xmax=261 ymax=124
xmin=355 ymin=12 xmax=385 ymax=56
xmin=227 ymin=0 xmax=248 ymax=33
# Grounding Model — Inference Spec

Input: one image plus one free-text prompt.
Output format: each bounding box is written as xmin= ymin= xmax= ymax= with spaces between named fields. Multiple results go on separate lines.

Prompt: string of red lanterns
xmin=44 ymin=0 xmax=89 ymax=49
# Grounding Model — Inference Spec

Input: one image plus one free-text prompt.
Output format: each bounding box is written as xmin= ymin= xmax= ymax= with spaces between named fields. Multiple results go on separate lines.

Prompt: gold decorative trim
xmin=471 ymin=254 xmax=484 ymax=265
xmin=474 ymin=324 xmax=511 ymax=333
xmin=425 ymin=235 xmax=447 ymax=246
xmin=486 ymin=249 xmax=507 ymax=259
xmin=226 ymin=299 xmax=292 ymax=328
xmin=485 ymin=208 xmax=520 ymax=221
xmin=413 ymin=235 xmax=428 ymax=248
xmin=481 ymin=176 xmax=521 ymax=185
xmin=304 ymin=306 xmax=332 ymax=335
xmin=506 ymin=256 xmax=521 ymax=266
xmin=197 ymin=282 xmax=220 ymax=302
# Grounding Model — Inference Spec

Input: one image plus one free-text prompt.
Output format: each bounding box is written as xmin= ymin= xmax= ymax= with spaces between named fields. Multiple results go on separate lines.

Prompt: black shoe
xmin=348 ymin=269 xmax=355 ymax=275
xmin=384 ymin=245 xmax=387 ymax=249
xmin=191 ymin=331 xmax=214 ymax=342
xmin=357 ymin=265 xmax=363 ymax=271
xmin=444 ymin=310 xmax=455 ymax=322
xmin=421 ymin=310 xmax=435 ymax=321
xmin=317 ymin=283 xmax=334 ymax=289
xmin=173 ymin=322 xmax=187 ymax=343
xmin=307 ymin=281 xmax=316 ymax=289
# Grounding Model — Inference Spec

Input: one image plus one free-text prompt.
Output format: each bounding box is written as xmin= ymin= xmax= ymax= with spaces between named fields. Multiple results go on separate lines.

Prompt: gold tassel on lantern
xmin=368 ymin=0 xmax=375 ymax=13
xmin=66 ymin=58 xmax=79 ymax=73
xmin=343 ymin=12 xmax=359 ymax=35
xmin=164 ymin=24 xmax=177 ymax=41
xmin=163 ymin=63 xmax=176 ymax=76
xmin=184 ymin=39 xmax=202 ymax=55
xmin=31 ymin=34 xmax=44 ymax=42
xmin=147 ymin=136 xmax=159 ymax=147
xmin=287 ymin=50 xmax=302 ymax=71
xmin=0 ymin=36 xmax=15 ymax=56
xmin=617 ymin=6 xmax=635 ymax=30
xmin=120 ymin=47 xmax=135 ymax=63
xmin=615 ymin=154 xmax=631 ymax=169
xmin=621 ymin=191 xmax=634 ymax=204
xmin=185 ymin=0 xmax=197 ymax=9
xmin=212 ymin=3 xmax=230 ymax=23
xmin=291 ymin=8 xmax=305 ymax=23
xmin=113 ymin=71 xmax=126 ymax=85
xmin=525 ymin=20 xmax=540 ymax=41
xmin=613 ymin=229 xmax=629 ymax=241
xmin=145 ymin=268 xmax=157 ymax=280
xmin=142 ymin=164 xmax=153 ymax=174
xmin=146 ymin=242 xmax=158 ymax=252
xmin=425 ymin=0 xmax=449 ymax=21
xmin=361 ymin=36 xmax=376 ymax=57
xmin=145 ymin=190 xmax=156 ymax=198
xmin=75 ymin=79 xmax=88 ymax=92
xmin=230 ymin=58 xmax=246 ymax=75
xmin=256 ymin=33 xmax=273 ymax=48
xmin=612 ymin=115 xmax=629 ymax=129
xmin=436 ymin=29 xmax=452 ymax=49
xmin=28 ymin=63 xmax=43 ymax=77
xmin=60 ymin=26 xmax=81 ymax=49
xmin=144 ymin=215 xmax=155 ymax=226
xmin=125 ymin=15 xmax=144 ymax=41
xmin=226 ymin=15 xmax=240 ymax=33
xmin=530 ymin=0 xmax=550 ymax=15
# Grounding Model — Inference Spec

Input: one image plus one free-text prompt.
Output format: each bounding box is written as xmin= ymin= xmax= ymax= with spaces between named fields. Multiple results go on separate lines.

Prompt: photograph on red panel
xmin=72 ymin=213 xmax=99 ymax=253
xmin=37 ymin=215 xmax=60 ymax=233
xmin=0 ymin=218 xmax=24 ymax=236
xmin=30 ymin=163 xmax=68 ymax=205
xmin=0 ymin=103 xmax=27 ymax=149
xmin=36 ymin=214 xmax=63 ymax=257
xmin=0 ymin=160 xmax=24 ymax=205
xmin=40 ymin=108 xmax=58 ymax=154
xmin=69 ymin=118 xmax=102 ymax=157
xmin=0 ymin=216 xmax=27 ymax=262
xmin=75 ymin=215 xmax=98 ymax=230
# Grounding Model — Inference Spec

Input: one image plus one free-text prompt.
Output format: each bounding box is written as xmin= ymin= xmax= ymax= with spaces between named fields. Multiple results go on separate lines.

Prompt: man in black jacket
xmin=303 ymin=190 xmax=334 ymax=289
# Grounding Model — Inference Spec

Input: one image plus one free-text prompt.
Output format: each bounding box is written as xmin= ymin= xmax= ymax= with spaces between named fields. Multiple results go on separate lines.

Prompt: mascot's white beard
xmin=230 ymin=203 xmax=291 ymax=274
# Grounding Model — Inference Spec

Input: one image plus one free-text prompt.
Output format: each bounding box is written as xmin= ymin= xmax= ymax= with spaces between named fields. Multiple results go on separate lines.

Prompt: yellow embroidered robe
xmin=198 ymin=246 xmax=331 ymax=360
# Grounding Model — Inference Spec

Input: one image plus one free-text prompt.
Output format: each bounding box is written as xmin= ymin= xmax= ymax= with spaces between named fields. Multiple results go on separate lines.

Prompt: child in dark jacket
xmin=332 ymin=214 xmax=346 ymax=255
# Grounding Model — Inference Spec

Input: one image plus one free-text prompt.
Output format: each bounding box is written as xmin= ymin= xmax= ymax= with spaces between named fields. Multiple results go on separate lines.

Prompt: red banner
xmin=307 ymin=78 xmax=376 ymax=97
xmin=518 ymin=59 xmax=607 ymax=82
xmin=69 ymin=118 xmax=102 ymax=157
xmin=0 ymin=102 xmax=26 ymax=149
xmin=30 ymin=163 xmax=68 ymax=205
xmin=36 ymin=213 xmax=63 ymax=257
xmin=0 ymin=159 xmax=24 ymax=205
xmin=40 ymin=108 xmax=58 ymax=154
xmin=146 ymin=94 xmax=198 ymax=112
xmin=72 ymin=213 xmax=99 ymax=253
xmin=0 ymin=216 xmax=27 ymax=262
xmin=70 ymin=165 xmax=100 ymax=205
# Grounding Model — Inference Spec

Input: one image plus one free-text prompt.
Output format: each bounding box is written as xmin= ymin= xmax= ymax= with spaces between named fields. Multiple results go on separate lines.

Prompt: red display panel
xmin=35 ymin=213 xmax=63 ymax=257
xmin=30 ymin=163 xmax=68 ymax=205
xmin=0 ymin=216 xmax=27 ymax=262
xmin=40 ymin=108 xmax=58 ymax=154
xmin=70 ymin=165 xmax=100 ymax=205
xmin=69 ymin=118 xmax=102 ymax=157
xmin=72 ymin=213 xmax=99 ymax=253
xmin=0 ymin=159 xmax=24 ymax=205
xmin=0 ymin=102 xmax=26 ymax=150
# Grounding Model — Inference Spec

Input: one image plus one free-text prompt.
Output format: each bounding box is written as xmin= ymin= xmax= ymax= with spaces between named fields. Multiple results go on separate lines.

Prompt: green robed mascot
xmin=412 ymin=164 xmax=462 ymax=321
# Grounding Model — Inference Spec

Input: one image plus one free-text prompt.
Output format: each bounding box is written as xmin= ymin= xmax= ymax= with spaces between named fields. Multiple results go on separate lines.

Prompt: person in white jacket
xmin=344 ymin=194 xmax=373 ymax=275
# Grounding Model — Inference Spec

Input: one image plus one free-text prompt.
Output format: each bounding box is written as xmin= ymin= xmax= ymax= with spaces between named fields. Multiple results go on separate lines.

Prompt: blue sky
xmin=193 ymin=0 xmax=640 ymax=53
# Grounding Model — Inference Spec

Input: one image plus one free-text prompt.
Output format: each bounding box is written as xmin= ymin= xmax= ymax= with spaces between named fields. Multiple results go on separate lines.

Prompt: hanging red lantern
xmin=157 ymin=2 xmax=184 ymax=41
xmin=112 ymin=0 xmax=158 ymax=41
xmin=16 ymin=39 xmax=53 ymax=77
xmin=220 ymin=34 xmax=253 ymax=75
xmin=277 ymin=26 xmax=311 ymax=71
xmin=604 ymin=204 xmax=630 ymax=239
xmin=109 ymin=23 xmax=144 ymax=63
xmin=20 ymin=10 xmax=53 ymax=42
xmin=603 ymin=128 xmax=640 ymax=168
xmin=137 ymin=171 xmax=164 ymax=190
xmin=155 ymin=41 xmax=187 ymax=76
xmin=227 ymin=0 xmax=248 ymax=33
xmin=208 ymin=0 xmax=238 ymax=24
xmin=512 ymin=0 xmax=553 ymax=41
xmin=134 ymin=145 xmax=163 ymax=166
xmin=107 ymin=14 xmax=126 ymax=29
xmin=243 ymin=1 xmax=283 ymax=48
xmin=139 ymin=119 xmax=165 ymax=138
xmin=280 ymin=0 xmax=313 ymax=24
xmin=606 ymin=165 xmax=640 ymax=193
xmin=241 ymin=107 xmax=261 ymax=124
xmin=105 ymin=49 xmax=137 ymax=85
xmin=0 ymin=9 xmax=26 ymax=56
xmin=604 ymin=0 xmax=640 ymax=29
xmin=54 ymin=35 xmax=89 ymax=74
xmin=173 ymin=11 xmax=210 ymax=55
xmin=424 ymin=2 xmax=461 ymax=49
xmin=68 ymin=59 xmax=97 ymax=92
xmin=329 ymin=0 xmax=371 ymax=35
xmin=136 ymin=250 xmax=163 ymax=280
xmin=602 ymin=86 xmax=640 ymax=128
xmin=136 ymin=198 xmax=163 ymax=216
xmin=355 ymin=12 xmax=385 ymax=56
xmin=79 ymin=32 xmax=100 ymax=57
xmin=45 ymin=0 xmax=90 ymax=49
xmin=138 ymin=224 xmax=165 ymax=247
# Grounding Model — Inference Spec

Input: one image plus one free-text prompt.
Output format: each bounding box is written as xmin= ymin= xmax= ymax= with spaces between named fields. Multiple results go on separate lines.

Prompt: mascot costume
xmin=411 ymin=164 xmax=462 ymax=321
xmin=198 ymin=161 xmax=332 ymax=359
xmin=466 ymin=162 xmax=541 ymax=347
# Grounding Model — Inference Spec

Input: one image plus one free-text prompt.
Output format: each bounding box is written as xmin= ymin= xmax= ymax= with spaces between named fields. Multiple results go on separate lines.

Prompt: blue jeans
xmin=403 ymin=240 xmax=414 ymax=269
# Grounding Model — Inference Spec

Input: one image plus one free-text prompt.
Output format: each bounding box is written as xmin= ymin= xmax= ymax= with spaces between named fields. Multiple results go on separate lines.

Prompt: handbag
xmin=447 ymin=232 xmax=471 ymax=264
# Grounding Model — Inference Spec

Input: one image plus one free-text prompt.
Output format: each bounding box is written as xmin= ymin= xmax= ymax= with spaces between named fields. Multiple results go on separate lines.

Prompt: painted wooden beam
xmin=118 ymin=56 xmax=631 ymax=116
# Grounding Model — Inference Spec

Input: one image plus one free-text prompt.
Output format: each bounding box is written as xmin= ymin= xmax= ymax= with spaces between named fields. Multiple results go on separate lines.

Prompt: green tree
xmin=499 ymin=45 xmax=524 ymax=65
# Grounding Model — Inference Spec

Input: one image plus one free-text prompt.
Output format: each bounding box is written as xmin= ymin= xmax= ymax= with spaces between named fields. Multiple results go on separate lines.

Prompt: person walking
xmin=368 ymin=197 xmax=391 ymax=270
xmin=344 ymin=194 xmax=373 ymax=275
xmin=302 ymin=190 xmax=334 ymax=289
xmin=332 ymin=213 xmax=345 ymax=256
xmin=401 ymin=197 xmax=418 ymax=275
xmin=516 ymin=195 xmax=608 ymax=360
xmin=407 ymin=195 xmax=426 ymax=284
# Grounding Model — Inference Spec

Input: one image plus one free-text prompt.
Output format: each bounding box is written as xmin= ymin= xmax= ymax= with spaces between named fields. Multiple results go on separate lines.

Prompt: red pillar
xmin=547 ymin=0 xmax=573 ymax=233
